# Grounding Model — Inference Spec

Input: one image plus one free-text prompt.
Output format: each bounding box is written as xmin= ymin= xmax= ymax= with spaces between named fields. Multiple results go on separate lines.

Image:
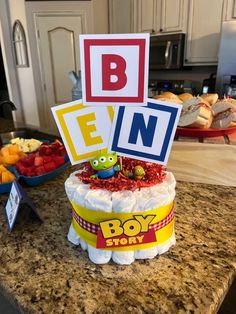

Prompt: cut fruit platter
xmin=0 ymin=138 xmax=69 ymax=193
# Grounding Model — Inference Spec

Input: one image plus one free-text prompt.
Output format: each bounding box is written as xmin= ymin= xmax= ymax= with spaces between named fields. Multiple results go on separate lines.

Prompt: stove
xmin=148 ymin=79 xmax=199 ymax=97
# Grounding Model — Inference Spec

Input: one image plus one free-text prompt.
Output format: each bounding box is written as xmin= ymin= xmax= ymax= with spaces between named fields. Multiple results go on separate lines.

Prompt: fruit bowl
xmin=0 ymin=139 xmax=70 ymax=188
xmin=17 ymin=159 xmax=70 ymax=186
xmin=0 ymin=181 xmax=14 ymax=193
xmin=0 ymin=167 xmax=17 ymax=194
xmin=14 ymin=140 xmax=70 ymax=186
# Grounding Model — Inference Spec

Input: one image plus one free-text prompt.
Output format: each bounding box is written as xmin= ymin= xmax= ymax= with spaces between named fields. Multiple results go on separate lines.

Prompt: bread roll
xmin=211 ymin=110 xmax=236 ymax=128
xmin=178 ymin=93 xmax=193 ymax=102
xmin=153 ymin=95 xmax=183 ymax=104
xmin=182 ymin=96 xmax=209 ymax=110
xmin=211 ymin=101 xmax=236 ymax=116
xmin=200 ymin=93 xmax=218 ymax=105
xmin=178 ymin=103 xmax=212 ymax=128
xmin=160 ymin=91 xmax=180 ymax=100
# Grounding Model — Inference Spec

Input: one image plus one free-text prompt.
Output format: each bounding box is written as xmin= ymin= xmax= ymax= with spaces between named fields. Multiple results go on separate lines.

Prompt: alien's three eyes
xmin=92 ymin=156 xmax=114 ymax=166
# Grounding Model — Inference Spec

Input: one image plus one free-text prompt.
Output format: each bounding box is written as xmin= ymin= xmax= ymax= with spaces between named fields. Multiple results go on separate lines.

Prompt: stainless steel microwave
xmin=149 ymin=33 xmax=185 ymax=70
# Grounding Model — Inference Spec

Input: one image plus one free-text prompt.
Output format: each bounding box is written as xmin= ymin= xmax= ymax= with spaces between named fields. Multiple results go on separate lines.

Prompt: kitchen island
xmin=0 ymin=120 xmax=235 ymax=314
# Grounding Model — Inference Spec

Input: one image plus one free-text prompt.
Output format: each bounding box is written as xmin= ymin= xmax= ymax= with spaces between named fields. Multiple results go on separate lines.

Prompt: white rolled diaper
xmin=67 ymin=223 xmax=80 ymax=245
xmin=65 ymin=172 xmax=81 ymax=200
xmin=79 ymin=239 xmax=88 ymax=251
xmin=111 ymin=190 xmax=135 ymax=265
xmin=133 ymin=174 xmax=175 ymax=260
xmin=85 ymin=189 xmax=112 ymax=264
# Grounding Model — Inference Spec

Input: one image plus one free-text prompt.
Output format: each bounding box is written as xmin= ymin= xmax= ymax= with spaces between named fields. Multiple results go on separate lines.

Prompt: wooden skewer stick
xmin=119 ymin=156 xmax=123 ymax=171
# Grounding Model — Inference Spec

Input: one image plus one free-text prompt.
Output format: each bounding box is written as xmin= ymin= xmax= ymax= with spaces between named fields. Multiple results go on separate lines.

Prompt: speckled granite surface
xmin=0 ymin=165 xmax=235 ymax=314
xmin=0 ymin=119 xmax=236 ymax=314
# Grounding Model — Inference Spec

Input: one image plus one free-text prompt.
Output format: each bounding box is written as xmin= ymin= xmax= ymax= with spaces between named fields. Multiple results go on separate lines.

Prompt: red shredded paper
xmin=75 ymin=157 xmax=167 ymax=192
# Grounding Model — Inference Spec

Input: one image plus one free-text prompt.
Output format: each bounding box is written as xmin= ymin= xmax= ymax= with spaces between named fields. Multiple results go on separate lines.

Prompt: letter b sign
xmin=102 ymin=54 xmax=127 ymax=91
xmin=80 ymin=34 xmax=150 ymax=106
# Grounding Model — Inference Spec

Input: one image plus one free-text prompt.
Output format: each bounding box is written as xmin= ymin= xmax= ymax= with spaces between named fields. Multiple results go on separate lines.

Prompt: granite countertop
xmin=0 ymin=166 xmax=235 ymax=314
xmin=0 ymin=119 xmax=236 ymax=314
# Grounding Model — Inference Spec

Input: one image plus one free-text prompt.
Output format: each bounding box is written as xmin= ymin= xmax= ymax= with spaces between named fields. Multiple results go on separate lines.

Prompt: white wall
xmin=2 ymin=0 xmax=108 ymax=128
xmin=0 ymin=0 xmax=24 ymax=123
xmin=8 ymin=0 xmax=40 ymax=127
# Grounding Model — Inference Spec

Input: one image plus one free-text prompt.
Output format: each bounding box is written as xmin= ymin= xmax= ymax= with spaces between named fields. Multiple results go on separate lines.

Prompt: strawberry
xmin=35 ymin=166 xmax=45 ymax=176
xmin=39 ymin=144 xmax=51 ymax=156
xmin=54 ymin=139 xmax=63 ymax=147
xmin=44 ymin=147 xmax=52 ymax=155
xmin=44 ymin=161 xmax=56 ymax=172
xmin=34 ymin=156 xmax=43 ymax=167
xmin=54 ymin=156 xmax=65 ymax=167
xmin=43 ymin=156 xmax=52 ymax=164
xmin=59 ymin=147 xmax=67 ymax=156
xmin=22 ymin=153 xmax=35 ymax=166
xmin=25 ymin=166 xmax=36 ymax=177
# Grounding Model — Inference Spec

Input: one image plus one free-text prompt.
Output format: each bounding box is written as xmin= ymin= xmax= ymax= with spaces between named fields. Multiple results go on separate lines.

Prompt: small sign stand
xmin=4 ymin=180 xmax=43 ymax=232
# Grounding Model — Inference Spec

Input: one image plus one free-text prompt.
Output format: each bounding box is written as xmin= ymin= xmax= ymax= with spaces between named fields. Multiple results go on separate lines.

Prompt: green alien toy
xmin=90 ymin=152 xmax=120 ymax=179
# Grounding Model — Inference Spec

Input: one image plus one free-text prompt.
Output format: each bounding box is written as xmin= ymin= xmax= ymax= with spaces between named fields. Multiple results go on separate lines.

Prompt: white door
xmin=35 ymin=13 xmax=86 ymax=127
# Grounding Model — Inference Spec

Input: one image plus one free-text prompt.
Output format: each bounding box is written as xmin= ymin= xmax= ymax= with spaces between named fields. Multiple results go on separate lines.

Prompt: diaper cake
xmin=52 ymin=33 xmax=182 ymax=266
xmin=65 ymin=152 xmax=176 ymax=265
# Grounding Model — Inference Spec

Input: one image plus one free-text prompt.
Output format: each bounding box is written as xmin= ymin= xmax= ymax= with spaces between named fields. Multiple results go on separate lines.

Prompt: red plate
xmin=176 ymin=126 xmax=236 ymax=138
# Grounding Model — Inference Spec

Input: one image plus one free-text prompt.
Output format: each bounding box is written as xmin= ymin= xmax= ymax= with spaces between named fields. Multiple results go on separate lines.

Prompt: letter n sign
xmin=79 ymin=34 xmax=150 ymax=106
xmin=108 ymin=99 xmax=182 ymax=165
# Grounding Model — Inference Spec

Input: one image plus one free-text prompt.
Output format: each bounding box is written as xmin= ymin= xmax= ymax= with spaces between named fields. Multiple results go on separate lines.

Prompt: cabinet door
xmin=109 ymin=0 xmax=134 ymax=33
xmin=160 ymin=0 xmax=187 ymax=33
xmin=35 ymin=14 xmax=85 ymax=128
xmin=224 ymin=0 xmax=236 ymax=20
xmin=185 ymin=0 xmax=224 ymax=65
xmin=136 ymin=0 xmax=160 ymax=33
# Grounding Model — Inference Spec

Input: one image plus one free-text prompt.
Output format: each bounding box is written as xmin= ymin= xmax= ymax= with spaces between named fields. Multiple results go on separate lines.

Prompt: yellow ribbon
xmin=70 ymin=200 xmax=174 ymax=251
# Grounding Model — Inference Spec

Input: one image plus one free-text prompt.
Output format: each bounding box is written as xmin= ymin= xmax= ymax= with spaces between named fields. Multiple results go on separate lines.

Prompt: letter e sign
xmin=80 ymin=34 xmax=150 ymax=106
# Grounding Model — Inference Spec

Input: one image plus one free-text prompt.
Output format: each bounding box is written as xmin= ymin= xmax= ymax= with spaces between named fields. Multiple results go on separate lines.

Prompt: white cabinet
xmin=109 ymin=0 xmax=227 ymax=66
xmin=160 ymin=0 xmax=188 ymax=33
xmin=109 ymin=0 xmax=135 ymax=33
xmin=135 ymin=0 xmax=187 ymax=34
xmin=109 ymin=0 xmax=187 ymax=34
xmin=185 ymin=0 xmax=225 ymax=65
xmin=136 ymin=0 xmax=160 ymax=33
xmin=224 ymin=0 xmax=236 ymax=20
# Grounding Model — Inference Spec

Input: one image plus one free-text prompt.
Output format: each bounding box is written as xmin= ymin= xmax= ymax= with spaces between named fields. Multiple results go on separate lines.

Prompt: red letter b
xmin=102 ymin=54 xmax=127 ymax=90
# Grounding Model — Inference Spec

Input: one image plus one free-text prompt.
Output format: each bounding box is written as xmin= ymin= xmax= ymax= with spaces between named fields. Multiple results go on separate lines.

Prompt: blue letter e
xmin=128 ymin=113 xmax=157 ymax=147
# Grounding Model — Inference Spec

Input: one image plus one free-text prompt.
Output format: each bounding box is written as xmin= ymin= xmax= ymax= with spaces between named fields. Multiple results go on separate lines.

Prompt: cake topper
xmin=133 ymin=165 xmax=145 ymax=180
xmin=90 ymin=152 xmax=120 ymax=179
xmin=122 ymin=165 xmax=145 ymax=181
xmin=52 ymin=34 xmax=181 ymax=166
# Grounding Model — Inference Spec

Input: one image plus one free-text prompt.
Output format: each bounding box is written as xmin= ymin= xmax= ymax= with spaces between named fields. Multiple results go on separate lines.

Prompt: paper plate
xmin=176 ymin=126 xmax=236 ymax=138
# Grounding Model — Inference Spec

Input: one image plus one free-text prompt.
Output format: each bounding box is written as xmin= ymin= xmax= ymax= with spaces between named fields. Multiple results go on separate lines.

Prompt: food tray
xmin=17 ymin=160 xmax=70 ymax=186
xmin=176 ymin=126 xmax=236 ymax=138
xmin=0 ymin=167 xmax=18 ymax=194
xmin=0 ymin=157 xmax=70 ymax=192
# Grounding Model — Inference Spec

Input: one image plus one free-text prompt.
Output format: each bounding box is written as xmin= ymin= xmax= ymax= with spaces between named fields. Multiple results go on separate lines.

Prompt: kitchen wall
xmin=1 ymin=0 xmax=108 ymax=128
xmin=8 ymin=0 xmax=40 ymax=127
